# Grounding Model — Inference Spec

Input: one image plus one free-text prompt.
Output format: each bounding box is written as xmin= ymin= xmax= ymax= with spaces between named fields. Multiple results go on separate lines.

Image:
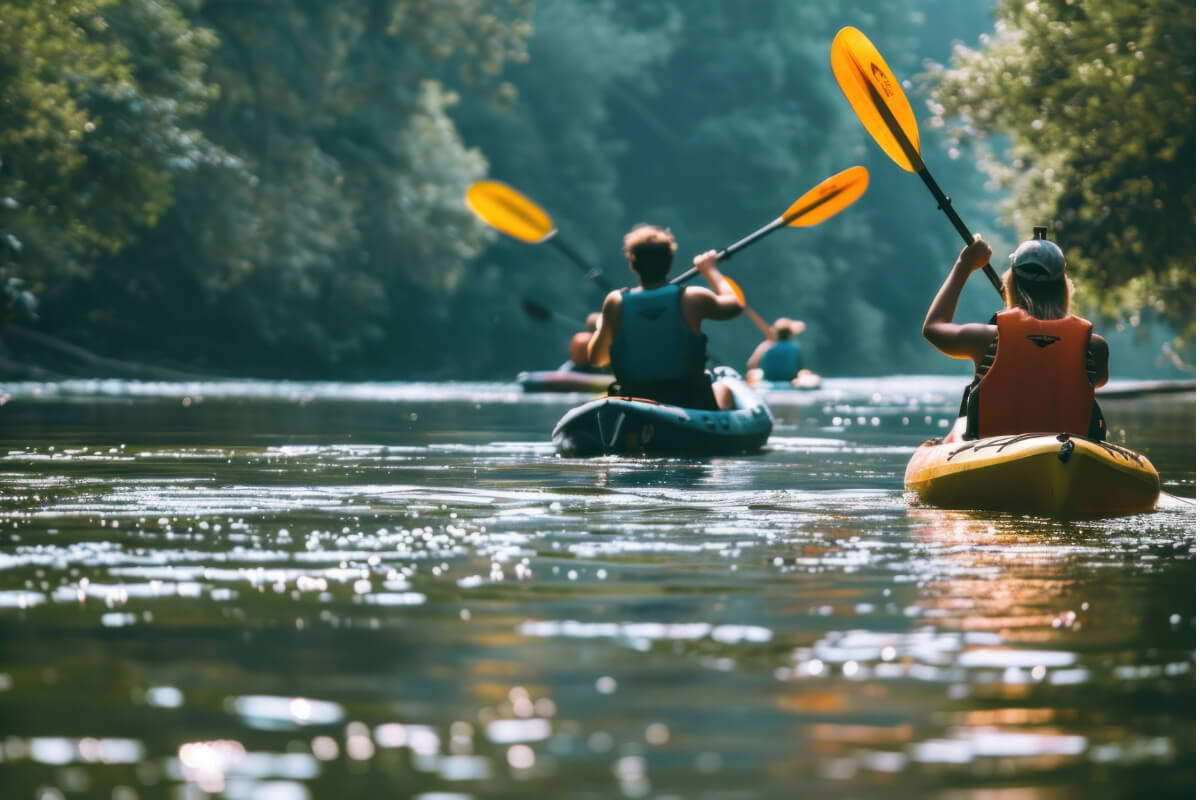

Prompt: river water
xmin=0 ymin=377 xmax=1193 ymax=799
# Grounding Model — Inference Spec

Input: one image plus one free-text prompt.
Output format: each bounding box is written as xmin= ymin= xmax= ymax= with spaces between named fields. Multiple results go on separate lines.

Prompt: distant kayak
xmin=747 ymin=368 xmax=822 ymax=391
xmin=1096 ymin=379 xmax=1195 ymax=399
xmin=517 ymin=369 xmax=615 ymax=394
xmin=551 ymin=367 xmax=773 ymax=457
xmin=904 ymin=418 xmax=1159 ymax=517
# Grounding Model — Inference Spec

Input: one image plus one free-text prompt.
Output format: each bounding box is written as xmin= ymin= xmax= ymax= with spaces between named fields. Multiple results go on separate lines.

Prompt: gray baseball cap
xmin=1009 ymin=227 xmax=1065 ymax=281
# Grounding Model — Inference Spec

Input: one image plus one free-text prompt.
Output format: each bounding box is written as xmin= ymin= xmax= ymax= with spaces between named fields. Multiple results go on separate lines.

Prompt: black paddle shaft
xmin=668 ymin=217 xmax=785 ymax=286
xmin=549 ymin=236 xmax=615 ymax=292
xmin=521 ymin=298 xmax=581 ymax=331
xmin=916 ymin=168 xmax=1004 ymax=296
xmin=852 ymin=57 xmax=1005 ymax=298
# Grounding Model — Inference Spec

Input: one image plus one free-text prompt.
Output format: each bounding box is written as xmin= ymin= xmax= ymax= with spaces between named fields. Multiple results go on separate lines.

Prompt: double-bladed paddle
xmin=469 ymin=167 xmax=869 ymax=296
xmin=830 ymin=26 xmax=1004 ymax=297
xmin=465 ymin=181 xmax=615 ymax=292
xmin=475 ymin=169 xmax=870 ymax=354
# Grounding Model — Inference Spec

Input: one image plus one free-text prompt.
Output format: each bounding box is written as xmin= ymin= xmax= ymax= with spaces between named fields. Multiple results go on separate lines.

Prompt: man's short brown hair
xmin=622 ymin=225 xmax=677 ymax=283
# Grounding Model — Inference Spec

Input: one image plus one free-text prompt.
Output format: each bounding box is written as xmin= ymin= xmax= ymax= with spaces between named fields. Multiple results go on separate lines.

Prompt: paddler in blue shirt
xmin=746 ymin=317 xmax=807 ymax=382
xmin=587 ymin=225 xmax=744 ymax=409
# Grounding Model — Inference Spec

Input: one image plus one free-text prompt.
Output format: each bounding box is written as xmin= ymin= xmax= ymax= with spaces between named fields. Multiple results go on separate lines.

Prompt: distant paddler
xmin=746 ymin=316 xmax=820 ymax=388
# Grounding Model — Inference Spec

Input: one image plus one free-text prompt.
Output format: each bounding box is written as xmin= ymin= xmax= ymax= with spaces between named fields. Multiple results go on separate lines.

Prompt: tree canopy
xmin=0 ymin=0 xmax=1191 ymax=378
xmin=0 ymin=0 xmax=221 ymax=277
xmin=927 ymin=0 xmax=1195 ymax=340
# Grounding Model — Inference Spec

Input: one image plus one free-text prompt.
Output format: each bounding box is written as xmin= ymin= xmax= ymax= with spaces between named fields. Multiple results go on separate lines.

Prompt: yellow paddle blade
xmin=464 ymin=180 xmax=555 ymax=243
xmin=830 ymin=27 xmax=923 ymax=173
xmin=783 ymin=165 xmax=870 ymax=226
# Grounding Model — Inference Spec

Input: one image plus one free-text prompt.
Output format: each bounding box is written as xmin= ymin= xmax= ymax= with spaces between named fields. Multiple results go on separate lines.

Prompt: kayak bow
xmin=905 ymin=420 xmax=1160 ymax=516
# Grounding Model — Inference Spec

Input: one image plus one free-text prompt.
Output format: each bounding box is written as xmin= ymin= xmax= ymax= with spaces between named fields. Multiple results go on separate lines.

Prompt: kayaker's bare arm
xmin=1089 ymin=333 xmax=1109 ymax=387
xmin=588 ymin=290 xmax=622 ymax=367
xmin=747 ymin=339 xmax=771 ymax=369
xmin=568 ymin=332 xmax=591 ymax=367
xmin=686 ymin=250 xmax=744 ymax=324
xmin=922 ymin=235 xmax=996 ymax=363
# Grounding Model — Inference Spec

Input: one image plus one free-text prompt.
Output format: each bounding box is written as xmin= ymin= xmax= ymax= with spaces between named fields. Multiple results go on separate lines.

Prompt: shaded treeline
xmin=0 ymin=0 xmax=1192 ymax=379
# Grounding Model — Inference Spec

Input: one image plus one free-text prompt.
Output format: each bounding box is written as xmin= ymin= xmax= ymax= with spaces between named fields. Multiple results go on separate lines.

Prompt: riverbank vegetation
xmin=1 ymin=0 xmax=1192 ymax=379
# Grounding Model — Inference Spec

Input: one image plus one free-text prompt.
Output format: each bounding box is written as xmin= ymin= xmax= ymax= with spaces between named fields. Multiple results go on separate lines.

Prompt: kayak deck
xmin=905 ymin=426 xmax=1160 ymax=517
xmin=551 ymin=367 xmax=773 ymax=457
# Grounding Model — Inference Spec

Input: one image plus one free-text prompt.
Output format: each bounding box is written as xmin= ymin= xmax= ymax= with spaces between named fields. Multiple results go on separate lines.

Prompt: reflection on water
xmin=0 ymin=378 xmax=1193 ymax=797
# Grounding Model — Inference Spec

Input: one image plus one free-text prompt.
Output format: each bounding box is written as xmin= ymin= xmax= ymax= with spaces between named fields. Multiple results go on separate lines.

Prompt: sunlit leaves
xmin=929 ymin=0 xmax=1195 ymax=338
xmin=0 ymin=0 xmax=222 ymax=278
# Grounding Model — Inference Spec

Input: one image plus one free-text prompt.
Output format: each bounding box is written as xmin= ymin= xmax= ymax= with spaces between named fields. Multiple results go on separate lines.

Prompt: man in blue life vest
xmin=746 ymin=317 xmax=806 ymax=382
xmin=587 ymin=225 xmax=744 ymax=409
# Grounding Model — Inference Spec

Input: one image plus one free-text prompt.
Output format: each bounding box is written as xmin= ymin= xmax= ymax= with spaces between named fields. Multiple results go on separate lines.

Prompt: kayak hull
xmin=905 ymin=424 xmax=1160 ymax=517
xmin=517 ymin=369 xmax=615 ymax=394
xmin=551 ymin=368 xmax=773 ymax=457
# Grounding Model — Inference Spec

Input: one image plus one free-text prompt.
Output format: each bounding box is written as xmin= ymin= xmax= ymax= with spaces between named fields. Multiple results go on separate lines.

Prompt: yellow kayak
xmin=904 ymin=419 xmax=1160 ymax=516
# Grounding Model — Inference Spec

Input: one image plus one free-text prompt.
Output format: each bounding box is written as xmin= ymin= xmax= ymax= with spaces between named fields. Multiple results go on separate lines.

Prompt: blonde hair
xmin=622 ymin=225 xmax=677 ymax=283
xmin=1002 ymin=268 xmax=1074 ymax=320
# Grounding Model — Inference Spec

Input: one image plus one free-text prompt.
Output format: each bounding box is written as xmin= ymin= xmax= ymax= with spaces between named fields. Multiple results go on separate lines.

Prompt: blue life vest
xmin=759 ymin=340 xmax=804 ymax=381
xmin=610 ymin=284 xmax=707 ymax=386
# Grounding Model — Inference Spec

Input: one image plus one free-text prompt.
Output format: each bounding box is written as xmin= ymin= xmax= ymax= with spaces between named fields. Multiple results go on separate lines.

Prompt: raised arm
xmin=691 ymin=250 xmax=744 ymax=321
xmin=747 ymin=339 xmax=772 ymax=369
xmin=587 ymin=290 xmax=622 ymax=367
xmin=922 ymin=235 xmax=996 ymax=362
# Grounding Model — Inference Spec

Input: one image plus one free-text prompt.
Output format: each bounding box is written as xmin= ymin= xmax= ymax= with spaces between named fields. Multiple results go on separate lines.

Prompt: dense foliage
xmin=3 ymin=0 xmax=530 ymax=374
xmin=928 ymin=0 xmax=1196 ymax=340
xmin=0 ymin=0 xmax=1191 ymax=378
xmin=0 ymin=0 xmax=221 ymax=278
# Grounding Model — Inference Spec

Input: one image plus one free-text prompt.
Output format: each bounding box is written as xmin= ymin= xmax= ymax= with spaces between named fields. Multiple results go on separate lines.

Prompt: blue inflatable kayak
xmin=551 ymin=367 xmax=773 ymax=457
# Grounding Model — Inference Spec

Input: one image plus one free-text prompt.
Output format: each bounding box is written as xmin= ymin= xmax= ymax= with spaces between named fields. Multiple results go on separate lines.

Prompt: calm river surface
xmin=0 ymin=377 xmax=1193 ymax=799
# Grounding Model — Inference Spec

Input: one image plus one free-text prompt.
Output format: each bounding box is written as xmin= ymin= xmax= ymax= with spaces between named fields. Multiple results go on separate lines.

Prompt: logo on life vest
xmin=1026 ymin=334 xmax=1061 ymax=348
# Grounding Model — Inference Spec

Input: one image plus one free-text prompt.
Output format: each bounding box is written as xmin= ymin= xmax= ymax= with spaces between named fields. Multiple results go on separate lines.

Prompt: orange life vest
xmin=976 ymin=308 xmax=1095 ymax=437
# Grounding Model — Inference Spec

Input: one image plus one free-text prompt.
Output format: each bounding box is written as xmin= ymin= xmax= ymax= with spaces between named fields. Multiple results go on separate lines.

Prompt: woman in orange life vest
xmin=921 ymin=228 xmax=1109 ymax=440
xmin=587 ymin=225 xmax=744 ymax=410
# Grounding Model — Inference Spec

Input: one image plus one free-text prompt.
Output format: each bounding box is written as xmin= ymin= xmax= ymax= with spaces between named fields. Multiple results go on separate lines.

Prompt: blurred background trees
xmin=929 ymin=0 xmax=1195 ymax=344
xmin=0 ymin=0 xmax=1192 ymax=378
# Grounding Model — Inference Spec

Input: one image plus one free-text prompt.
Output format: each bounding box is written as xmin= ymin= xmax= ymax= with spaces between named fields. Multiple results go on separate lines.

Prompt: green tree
xmin=0 ymin=0 xmax=221 ymax=282
xmin=928 ymin=0 xmax=1196 ymax=339
xmin=45 ymin=0 xmax=532 ymax=374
